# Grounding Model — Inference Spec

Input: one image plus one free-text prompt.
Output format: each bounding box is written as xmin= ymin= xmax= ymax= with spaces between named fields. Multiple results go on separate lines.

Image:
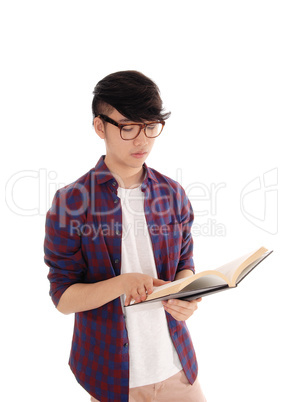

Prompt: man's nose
xmin=133 ymin=129 xmax=148 ymax=145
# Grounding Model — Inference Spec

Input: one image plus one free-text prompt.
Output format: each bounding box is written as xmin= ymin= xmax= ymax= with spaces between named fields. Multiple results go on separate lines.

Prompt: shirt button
xmin=112 ymin=181 xmax=117 ymax=186
xmin=114 ymin=259 xmax=119 ymax=264
xmin=123 ymin=343 xmax=129 ymax=348
xmin=114 ymin=198 xmax=119 ymax=204
xmin=116 ymin=230 xmax=121 ymax=235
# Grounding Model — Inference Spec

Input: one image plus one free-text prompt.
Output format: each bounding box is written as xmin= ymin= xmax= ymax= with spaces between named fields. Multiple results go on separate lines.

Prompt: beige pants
xmin=90 ymin=370 xmax=207 ymax=401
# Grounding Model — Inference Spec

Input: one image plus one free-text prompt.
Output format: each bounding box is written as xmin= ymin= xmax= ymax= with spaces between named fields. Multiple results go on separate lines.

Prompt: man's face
xmin=98 ymin=108 xmax=156 ymax=170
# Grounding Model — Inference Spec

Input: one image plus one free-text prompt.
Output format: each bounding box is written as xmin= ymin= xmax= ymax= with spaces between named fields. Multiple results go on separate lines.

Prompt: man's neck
xmin=104 ymin=156 xmax=145 ymax=189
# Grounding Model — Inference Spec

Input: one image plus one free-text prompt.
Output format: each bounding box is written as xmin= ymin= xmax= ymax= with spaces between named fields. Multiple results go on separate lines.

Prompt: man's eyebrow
xmin=118 ymin=118 xmax=132 ymax=123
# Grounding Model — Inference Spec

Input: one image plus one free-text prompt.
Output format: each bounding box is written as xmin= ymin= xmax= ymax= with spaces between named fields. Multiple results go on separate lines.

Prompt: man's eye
xmin=147 ymin=125 xmax=156 ymax=130
xmin=122 ymin=126 xmax=134 ymax=132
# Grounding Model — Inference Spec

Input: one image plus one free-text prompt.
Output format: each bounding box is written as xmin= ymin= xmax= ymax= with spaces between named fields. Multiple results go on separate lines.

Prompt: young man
xmin=44 ymin=71 xmax=206 ymax=401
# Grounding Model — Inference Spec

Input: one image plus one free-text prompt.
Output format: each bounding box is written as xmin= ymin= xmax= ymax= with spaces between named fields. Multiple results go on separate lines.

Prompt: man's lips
xmin=131 ymin=151 xmax=147 ymax=158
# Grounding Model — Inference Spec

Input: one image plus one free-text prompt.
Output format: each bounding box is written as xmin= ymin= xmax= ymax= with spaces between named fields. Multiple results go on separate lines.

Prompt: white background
xmin=1 ymin=1 xmax=282 ymax=401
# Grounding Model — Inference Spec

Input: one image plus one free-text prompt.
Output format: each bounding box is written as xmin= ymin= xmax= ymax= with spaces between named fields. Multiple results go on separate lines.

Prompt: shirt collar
xmin=94 ymin=155 xmax=158 ymax=187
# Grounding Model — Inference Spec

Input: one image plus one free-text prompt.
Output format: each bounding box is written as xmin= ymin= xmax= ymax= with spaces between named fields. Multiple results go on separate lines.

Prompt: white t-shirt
xmin=117 ymin=184 xmax=183 ymax=388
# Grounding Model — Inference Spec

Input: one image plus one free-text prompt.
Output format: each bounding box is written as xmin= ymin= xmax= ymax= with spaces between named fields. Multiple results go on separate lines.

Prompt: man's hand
xmin=121 ymin=273 xmax=170 ymax=306
xmin=162 ymin=298 xmax=202 ymax=321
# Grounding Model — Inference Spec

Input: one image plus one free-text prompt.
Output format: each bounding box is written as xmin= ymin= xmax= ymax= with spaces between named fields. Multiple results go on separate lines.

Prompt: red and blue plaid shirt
xmin=44 ymin=155 xmax=198 ymax=401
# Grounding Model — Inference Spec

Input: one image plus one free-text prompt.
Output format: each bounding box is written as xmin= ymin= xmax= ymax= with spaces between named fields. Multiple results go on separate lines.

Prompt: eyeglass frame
xmin=96 ymin=114 xmax=165 ymax=141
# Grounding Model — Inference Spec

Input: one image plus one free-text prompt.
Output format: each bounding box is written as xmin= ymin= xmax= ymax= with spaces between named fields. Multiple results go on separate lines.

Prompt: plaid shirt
xmin=44 ymin=155 xmax=198 ymax=402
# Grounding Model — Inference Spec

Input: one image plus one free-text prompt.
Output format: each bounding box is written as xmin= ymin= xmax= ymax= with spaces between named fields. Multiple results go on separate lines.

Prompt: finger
xmin=171 ymin=312 xmax=188 ymax=321
xmin=170 ymin=299 xmax=199 ymax=308
xmin=163 ymin=306 xmax=188 ymax=321
xmin=144 ymin=277 xmax=158 ymax=295
xmin=162 ymin=299 xmax=189 ymax=308
xmin=163 ymin=303 xmax=197 ymax=321
xmin=145 ymin=281 xmax=154 ymax=295
xmin=137 ymin=285 xmax=147 ymax=301
xmin=163 ymin=299 xmax=198 ymax=313
xmin=124 ymin=294 xmax=131 ymax=307
xmin=131 ymin=287 xmax=146 ymax=303
xmin=125 ymin=290 xmax=139 ymax=306
xmin=163 ymin=304 xmax=192 ymax=315
xmin=153 ymin=278 xmax=171 ymax=286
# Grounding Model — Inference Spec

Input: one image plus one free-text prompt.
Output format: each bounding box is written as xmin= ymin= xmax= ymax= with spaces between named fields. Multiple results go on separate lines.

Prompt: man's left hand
xmin=162 ymin=298 xmax=202 ymax=321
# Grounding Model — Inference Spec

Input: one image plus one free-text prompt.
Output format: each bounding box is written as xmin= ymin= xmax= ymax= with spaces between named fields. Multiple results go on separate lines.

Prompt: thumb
xmin=153 ymin=278 xmax=171 ymax=287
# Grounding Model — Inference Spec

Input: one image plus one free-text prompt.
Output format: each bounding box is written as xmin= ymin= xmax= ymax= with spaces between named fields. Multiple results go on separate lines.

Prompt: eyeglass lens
xmin=121 ymin=123 xmax=163 ymax=140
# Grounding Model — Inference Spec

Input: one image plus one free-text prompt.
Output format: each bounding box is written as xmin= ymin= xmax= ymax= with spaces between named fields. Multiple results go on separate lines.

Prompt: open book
xmin=127 ymin=247 xmax=273 ymax=306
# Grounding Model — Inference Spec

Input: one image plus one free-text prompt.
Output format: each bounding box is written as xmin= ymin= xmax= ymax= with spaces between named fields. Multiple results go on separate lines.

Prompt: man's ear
xmin=93 ymin=116 xmax=105 ymax=139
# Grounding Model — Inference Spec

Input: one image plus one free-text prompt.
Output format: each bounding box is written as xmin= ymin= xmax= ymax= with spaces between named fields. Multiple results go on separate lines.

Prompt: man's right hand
xmin=120 ymin=273 xmax=170 ymax=306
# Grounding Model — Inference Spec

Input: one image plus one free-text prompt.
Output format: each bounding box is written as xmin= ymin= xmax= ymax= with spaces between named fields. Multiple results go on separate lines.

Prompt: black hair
xmin=92 ymin=70 xmax=171 ymax=123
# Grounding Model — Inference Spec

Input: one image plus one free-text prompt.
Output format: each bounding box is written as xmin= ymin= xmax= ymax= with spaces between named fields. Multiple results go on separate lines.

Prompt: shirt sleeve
xmin=44 ymin=188 xmax=87 ymax=307
xmin=176 ymin=188 xmax=195 ymax=274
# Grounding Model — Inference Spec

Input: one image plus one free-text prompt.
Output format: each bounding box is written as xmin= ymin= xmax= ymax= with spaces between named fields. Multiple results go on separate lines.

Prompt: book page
xmin=145 ymin=247 xmax=269 ymax=301
xmin=146 ymin=276 xmax=194 ymax=301
xmin=235 ymin=251 xmax=270 ymax=285
xmin=181 ymin=275 xmax=228 ymax=291
xmin=215 ymin=250 xmax=257 ymax=284
xmin=151 ymin=276 xmax=190 ymax=293
xmin=145 ymin=271 xmax=228 ymax=301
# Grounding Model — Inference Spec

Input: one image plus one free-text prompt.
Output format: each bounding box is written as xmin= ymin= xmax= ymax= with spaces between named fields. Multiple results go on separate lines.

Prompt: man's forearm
xmin=57 ymin=276 xmax=124 ymax=315
xmin=175 ymin=269 xmax=194 ymax=281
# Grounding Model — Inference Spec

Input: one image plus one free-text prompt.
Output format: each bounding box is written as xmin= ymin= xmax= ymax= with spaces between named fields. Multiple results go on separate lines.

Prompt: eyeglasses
xmin=97 ymin=114 xmax=165 ymax=141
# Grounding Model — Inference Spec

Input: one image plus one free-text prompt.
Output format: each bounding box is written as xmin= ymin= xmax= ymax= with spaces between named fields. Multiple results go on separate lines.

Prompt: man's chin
xmin=128 ymin=154 xmax=148 ymax=166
